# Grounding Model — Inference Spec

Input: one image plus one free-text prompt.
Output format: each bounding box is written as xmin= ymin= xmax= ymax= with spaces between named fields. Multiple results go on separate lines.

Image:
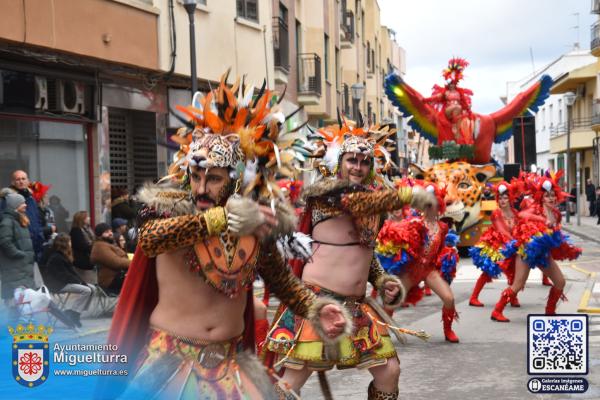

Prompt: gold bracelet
xmin=397 ymin=186 xmax=412 ymax=205
xmin=203 ymin=207 xmax=227 ymax=236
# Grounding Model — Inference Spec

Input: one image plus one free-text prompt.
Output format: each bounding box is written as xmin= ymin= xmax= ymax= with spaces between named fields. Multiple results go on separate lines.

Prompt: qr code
xmin=528 ymin=315 xmax=588 ymax=375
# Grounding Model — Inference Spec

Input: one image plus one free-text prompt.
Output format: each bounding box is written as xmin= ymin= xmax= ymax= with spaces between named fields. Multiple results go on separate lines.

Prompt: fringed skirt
xmin=128 ymin=328 xmax=283 ymax=400
xmin=469 ymin=228 xmax=518 ymax=278
xmin=513 ymin=222 xmax=581 ymax=269
xmin=265 ymin=284 xmax=396 ymax=371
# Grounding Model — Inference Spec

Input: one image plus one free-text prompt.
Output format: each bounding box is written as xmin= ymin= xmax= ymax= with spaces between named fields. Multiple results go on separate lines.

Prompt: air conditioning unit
xmin=57 ymin=80 xmax=85 ymax=114
xmin=34 ymin=77 xmax=48 ymax=110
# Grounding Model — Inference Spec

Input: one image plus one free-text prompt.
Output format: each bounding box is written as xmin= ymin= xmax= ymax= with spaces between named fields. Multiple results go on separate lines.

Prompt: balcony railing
xmin=549 ymin=117 xmax=592 ymax=137
xmin=591 ymin=21 xmax=600 ymax=51
xmin=341 ymin=10 xmax=355 ymax=44
xmin=298 ymin=53 xmax=321 ymax=96
xmin=593 ymin=0 xmax=600 ymax=14
xmin=273 ymin=17 xmax=289 ymax=71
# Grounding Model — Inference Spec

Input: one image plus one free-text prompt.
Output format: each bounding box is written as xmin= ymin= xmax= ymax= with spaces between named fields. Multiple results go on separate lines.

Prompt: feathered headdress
xmin=443 ymin=57 xmax=469 ymax=84
xmin=393 ymin=178 xmax=447 ymax=214
xmin=492 ymin=180 xmax=517 ymax=204
xmin=530 ymin=170 xmax=568 ymax=204
xmin=166 ymin=70 xmax=310 ymax=202
xmin=29 ymin=181 xmax=51 ymax=203
xmin=308 ymin=113 xmax=396 ymax=184
xmin=277 ymin=179 xmax=303 ymax=204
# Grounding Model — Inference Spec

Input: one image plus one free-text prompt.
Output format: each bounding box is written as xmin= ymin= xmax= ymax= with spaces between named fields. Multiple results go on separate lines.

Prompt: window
xmin=324 ymin=34 xmax=329 ymax=81
xmin=237 ymin=0 xmax=258 ymax=23
xmin=0 ymin=118 xmax=89 ymax=233
xmin=335 ymin=48 xmax=340 ymax=90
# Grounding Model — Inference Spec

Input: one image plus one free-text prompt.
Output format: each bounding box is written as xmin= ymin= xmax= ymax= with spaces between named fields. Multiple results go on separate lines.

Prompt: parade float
xmin=385 ymin=58 xmax=552 ymax=247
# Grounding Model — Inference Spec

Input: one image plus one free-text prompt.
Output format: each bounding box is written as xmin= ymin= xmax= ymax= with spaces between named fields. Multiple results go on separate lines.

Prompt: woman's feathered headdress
xmin=492 ymin=180 xmax=517 ymax=204
xmin=165 ymin=70 xmax=311 ymax=202
xmin=530 ymin=170 xmax=568 ymax=204
xmin=29 ymin=181 xmax=51 ymax=203
xmin=443 ymin=57 xmax=469 ymax=84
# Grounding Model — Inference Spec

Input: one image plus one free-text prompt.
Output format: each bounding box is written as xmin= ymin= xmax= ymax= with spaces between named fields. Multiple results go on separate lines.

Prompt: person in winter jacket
xmin=0 ymin=193 xmax=35 ymax=301
xmin=6 ymin=171 xmax=46 ymax=262
xmin=42 ymin=233 xmax=93 ymax=328
xmin=70 ymin=211 xmax=96 ymax=282
xmin=90 ymin=223 xmax=130 ymax=295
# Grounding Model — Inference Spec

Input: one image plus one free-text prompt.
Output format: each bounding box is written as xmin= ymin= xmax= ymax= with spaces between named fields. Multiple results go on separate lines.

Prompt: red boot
xmin=442 ymin=306 xmax=460 ymax=343
xmin=469 ymin=273 xmax=492 ymax=307
xmin=254 ymin=319 xmax=270 ymax=354
xmin=510 ymin=294 xmax=521 ymax=308
xmin=542 ymin=275 xmax=552 ymax=287
xmin=545 ymin=286 xmax=566 ymax=315
xmin=491 ymin=287 xmax=514 ymax=322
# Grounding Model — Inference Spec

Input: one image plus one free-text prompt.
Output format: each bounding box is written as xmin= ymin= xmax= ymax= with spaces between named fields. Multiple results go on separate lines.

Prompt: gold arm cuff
xmin=397 ymin=186 xmax=412 ymax=205
xmin=203 ymin=207 xmax=227 ymax=236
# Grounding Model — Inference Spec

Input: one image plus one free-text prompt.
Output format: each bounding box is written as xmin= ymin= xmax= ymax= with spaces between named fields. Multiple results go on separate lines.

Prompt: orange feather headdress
xmin=309 ymin=114 xmax=396 ymax=183
xmin=165 ymin=70 xmax=310 ymax=201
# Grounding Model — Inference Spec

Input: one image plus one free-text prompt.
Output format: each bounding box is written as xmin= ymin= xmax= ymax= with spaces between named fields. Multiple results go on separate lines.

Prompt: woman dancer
xmin=490 ymin=171 xmax=581 ymax=321
xmin=376 ymin=182 xmax=460 ymax=342
xmin=469 ymin=181 xmax=520 ymax=308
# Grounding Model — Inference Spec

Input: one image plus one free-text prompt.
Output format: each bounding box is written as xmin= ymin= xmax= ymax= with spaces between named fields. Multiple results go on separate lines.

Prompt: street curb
xmin=562 ymin=226 xmax=600 ymax=245
xmin=566 ymin=265 xmax=600 ymax=314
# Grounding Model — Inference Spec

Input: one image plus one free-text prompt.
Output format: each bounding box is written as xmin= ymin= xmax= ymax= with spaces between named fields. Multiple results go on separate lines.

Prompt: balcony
xmin=591 ymin=21 xmax=600 ymax=56
xmin=298 ymin=53 xmax=322 ymax=105
xmin=593 ymin=103 xmax=600 ymax=131
xmin=549 ymin=117 xmax=596 ymax=153
xmin=593 ymin=0 xmax=600 ymax=14
xmin=273 ymin=17 xmax=290 ymax=85
xmin=340 ymin=10 xmax=355 ymax=49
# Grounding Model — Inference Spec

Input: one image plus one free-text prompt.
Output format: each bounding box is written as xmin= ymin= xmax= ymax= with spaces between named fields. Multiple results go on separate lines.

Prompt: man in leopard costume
xmin=96 ymin=75 xmax=351 ymax=400
xmin=264 ymin=120 xmax=435 ymax=400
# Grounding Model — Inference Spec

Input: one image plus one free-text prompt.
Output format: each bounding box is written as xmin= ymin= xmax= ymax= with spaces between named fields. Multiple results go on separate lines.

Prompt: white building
xmin=504 ymin=50 xmax=596 ymax=173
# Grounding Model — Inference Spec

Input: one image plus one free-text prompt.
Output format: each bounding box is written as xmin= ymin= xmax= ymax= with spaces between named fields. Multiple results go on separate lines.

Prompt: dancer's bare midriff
xmin=302 ymin=215 xmax=372 ymax=297
xmin=149 ymin=248 xmax=246 ymax=341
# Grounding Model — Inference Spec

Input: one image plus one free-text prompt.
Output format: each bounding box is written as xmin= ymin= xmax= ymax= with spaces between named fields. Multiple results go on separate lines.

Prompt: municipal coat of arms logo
xmin=8 ymin=323 xmax=52 ymax=388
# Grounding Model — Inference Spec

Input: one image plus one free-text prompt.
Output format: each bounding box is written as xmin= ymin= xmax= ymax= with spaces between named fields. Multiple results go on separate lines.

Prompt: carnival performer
xmin=375 ymin=181 xmax=460 ymax=343
xmin=264 ymin=119 xmax=435 ymax=400
xmin=423 ymin=58 xmax=474 ymax=144
xmin=468 ymin=181 xmax=521 ymax=308
xmin=95 ymin=74 xmax=352 ymax=400
xmin=490 ymin=171 xmax=581 ymax=322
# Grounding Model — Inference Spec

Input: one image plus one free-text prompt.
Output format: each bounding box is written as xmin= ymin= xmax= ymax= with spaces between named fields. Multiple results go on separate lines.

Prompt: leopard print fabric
xmin=138 ymin=209 xmax=218 ymax=257
xmin=257 ymin=243 xmax=316 ymax=318
xmin=341 ymin=189 xmax=407 ymax=217
xmin=367 ymin=381 xmax=398 ymax=400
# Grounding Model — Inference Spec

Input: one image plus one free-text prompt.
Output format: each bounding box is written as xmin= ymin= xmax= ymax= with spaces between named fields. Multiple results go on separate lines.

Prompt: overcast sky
xmin=379 ymin=0 xmax=596 ymax=113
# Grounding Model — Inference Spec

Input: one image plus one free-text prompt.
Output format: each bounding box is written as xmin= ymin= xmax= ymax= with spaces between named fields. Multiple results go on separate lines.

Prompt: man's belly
xmin=302 ymin=244 xmax=372 ymax=297
xmin=149 ymin=249 xmax=247 ymax=341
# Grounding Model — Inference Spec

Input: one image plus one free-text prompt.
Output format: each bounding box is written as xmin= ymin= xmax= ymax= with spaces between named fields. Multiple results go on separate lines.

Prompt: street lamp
xmin=564 ymin=91 xmax=576 ymax=223
xmin=182 ymin=0 xmax=199 ymax=97
xmin=351 ymin=83 xmax=365 ymax=121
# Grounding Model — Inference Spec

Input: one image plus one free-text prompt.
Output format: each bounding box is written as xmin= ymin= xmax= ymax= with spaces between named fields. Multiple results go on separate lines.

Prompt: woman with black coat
xmin=43 ymin=233 xmax=93 ymax=327
xmin=70 ymin=211 xmax=95 ymax=281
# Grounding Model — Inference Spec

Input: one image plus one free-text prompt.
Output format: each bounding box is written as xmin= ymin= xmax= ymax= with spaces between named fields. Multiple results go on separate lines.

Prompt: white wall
xmin=504 ymin=50 xmax=596 ymax=172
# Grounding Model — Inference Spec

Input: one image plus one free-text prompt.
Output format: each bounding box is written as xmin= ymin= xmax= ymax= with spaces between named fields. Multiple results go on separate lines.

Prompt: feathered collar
xmin=136 ymin=183 xmax=195 ymax=218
